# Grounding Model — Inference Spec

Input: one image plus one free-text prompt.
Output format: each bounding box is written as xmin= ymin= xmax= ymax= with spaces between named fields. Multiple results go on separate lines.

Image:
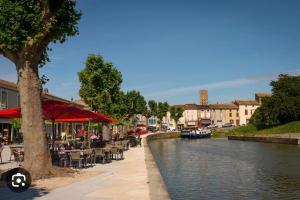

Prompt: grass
xmin=212 ymin=121 xmax=300 ymax=138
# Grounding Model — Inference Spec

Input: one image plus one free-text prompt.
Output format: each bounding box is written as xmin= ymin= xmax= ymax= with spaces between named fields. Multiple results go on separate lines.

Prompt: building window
xmin=236 ymin=120 xmax=240 ymax=125
xmin=229 ymin=113 xmax=232 ymax=117
xmin=1 ymin=90 xmax=8 ymax=108
xmin=212 ymin=120 xmax=214 ymax=124
xmin=245 ymin=110 xmax=248 ymax=115
xmin=230 ymin=120 xmax=234 ymax=124
xmin=237 ymin=113 xmax=239 ymax=117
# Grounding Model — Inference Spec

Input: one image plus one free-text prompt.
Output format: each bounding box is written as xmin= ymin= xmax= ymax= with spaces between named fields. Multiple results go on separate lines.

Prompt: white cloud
xmin=146 ymin=70 xmax=300 ymax=98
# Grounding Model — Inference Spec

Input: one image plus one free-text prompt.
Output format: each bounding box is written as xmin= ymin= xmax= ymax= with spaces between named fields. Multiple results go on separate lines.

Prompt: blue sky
xmin=1 ymin=0 xmax=300 ymax=104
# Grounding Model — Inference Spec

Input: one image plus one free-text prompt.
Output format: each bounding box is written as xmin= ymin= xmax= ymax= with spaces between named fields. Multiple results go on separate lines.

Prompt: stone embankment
xmin=228 ymin=133 xmax=300 ymax=145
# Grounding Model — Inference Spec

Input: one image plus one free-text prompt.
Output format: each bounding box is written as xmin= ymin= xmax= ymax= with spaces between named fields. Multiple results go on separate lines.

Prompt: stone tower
xmin=200 ymin=90 xmax=208 ymax=105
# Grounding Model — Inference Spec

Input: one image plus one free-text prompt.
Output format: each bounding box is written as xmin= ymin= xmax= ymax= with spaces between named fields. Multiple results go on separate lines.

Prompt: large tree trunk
xmin=17 ymin=61 xmax=52 ymax=179
xmin=102 ymin=122 xmax=110 ymax=142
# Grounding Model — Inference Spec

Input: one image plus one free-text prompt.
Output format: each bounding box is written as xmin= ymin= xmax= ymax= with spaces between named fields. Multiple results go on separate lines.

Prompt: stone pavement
xmin=0 ymin=135 xmax=170 ymax=200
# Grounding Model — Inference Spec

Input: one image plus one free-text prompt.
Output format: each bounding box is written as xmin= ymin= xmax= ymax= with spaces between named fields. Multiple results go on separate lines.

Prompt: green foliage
xmin=79 ymin=54 xmax=123 ymax=117
xmin=11 ymin=118 xmax=22 ymax=129
xmin=147 ymin=100 xmax=158 ymax=117
xmin=157 ymin=102 xmax=169 ymax=121
xmin=0 ymin=0 xmax=81 ymax=65
xmin=170 ymin=106 xmax=183 ymax=123
xmin=78 ymin=54 xmax=147 ymax=121
xmin=124 ymin=90 xmax=147 ymax=118
xmin=251 ymin=74 xmax=300 ymax=128
xmin=212 ymin=121 xmax=300 ymax=138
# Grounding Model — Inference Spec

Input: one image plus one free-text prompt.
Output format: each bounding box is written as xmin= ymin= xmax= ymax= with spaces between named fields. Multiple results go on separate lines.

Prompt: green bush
xmin=251 ymin=74 xmax=300 ymax=129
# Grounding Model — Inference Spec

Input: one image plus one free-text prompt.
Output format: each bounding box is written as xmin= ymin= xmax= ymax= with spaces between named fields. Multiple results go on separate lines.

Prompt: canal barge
xmin=180 ymin=129 xmax=211 ymax=139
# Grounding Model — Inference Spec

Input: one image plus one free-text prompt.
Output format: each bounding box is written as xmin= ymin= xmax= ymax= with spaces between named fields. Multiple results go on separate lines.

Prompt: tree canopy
xmin=157 ymin=102 xmax=169 ymax=122
xmin=170 ymin=106 xmax=183 ymax=124
xmin=0 ymin=0 xmax=81 ymax=179
xmin=79 ymin=54 xmax=123 ymax=116
xmin=147 ymin=100 xmax=158 ymax=117
xmin=124 ymin=90 xmax=147 ymax=119
xmin=0 ymin=0 xmax=81 ymax=65
xmin=251 ymin=74 xmax=300 ymax=129
xmin=79 ymin=54 xmax=147 ymax=121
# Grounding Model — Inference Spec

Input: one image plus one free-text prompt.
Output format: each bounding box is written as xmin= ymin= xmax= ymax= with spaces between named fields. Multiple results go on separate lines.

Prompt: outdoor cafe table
xmin=62 ymin=149 xmax=93 ymax=168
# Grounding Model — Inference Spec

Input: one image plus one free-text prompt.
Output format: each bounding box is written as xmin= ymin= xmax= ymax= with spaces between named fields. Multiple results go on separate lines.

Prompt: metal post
xmin=88 ymin=120 xmax=91 ymax=148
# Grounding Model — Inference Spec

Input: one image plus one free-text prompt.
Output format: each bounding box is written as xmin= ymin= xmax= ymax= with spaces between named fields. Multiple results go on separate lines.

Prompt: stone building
xmin=255 ymin=93 xmax=272 ymax=105
xmin=0 ymin=79 xmax=83 ymax=143
xmin=233 ymin=100 xmax=259 ymax=125
xmin=209 ymin=103 xmax=239 ymax=127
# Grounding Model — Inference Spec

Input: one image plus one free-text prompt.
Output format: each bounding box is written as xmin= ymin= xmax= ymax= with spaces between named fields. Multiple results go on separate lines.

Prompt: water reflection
xmin=149 ymin=138 xmax=300 ymax=200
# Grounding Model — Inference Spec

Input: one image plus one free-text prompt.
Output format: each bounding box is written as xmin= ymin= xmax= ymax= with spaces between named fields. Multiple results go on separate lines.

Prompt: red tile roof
xmin=233 ymin=100 xmax=259 ymax=105
xmin=255 ymin=93 xmax=272 ymax=97
xmin=175 ymin=104 xmax=200 ymax=110
xmin=209 ymin=104 xmax=238 ymax=109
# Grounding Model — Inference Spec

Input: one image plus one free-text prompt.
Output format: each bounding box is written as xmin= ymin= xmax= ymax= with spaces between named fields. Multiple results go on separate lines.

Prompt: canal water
xmin=148 ymin=138 xmax=300 ymax=200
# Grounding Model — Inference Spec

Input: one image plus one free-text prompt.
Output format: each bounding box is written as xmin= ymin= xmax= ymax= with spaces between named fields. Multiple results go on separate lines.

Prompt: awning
xmin=0 ymin=100 xmax=116 ymax=123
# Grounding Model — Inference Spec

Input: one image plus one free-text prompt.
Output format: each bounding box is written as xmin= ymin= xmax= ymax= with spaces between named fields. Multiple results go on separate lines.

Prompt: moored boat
xmin=180 ymin=129 xmax=211 ymax=139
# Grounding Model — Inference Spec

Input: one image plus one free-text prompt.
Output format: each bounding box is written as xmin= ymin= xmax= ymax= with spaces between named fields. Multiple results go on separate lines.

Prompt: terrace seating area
xmin=0 ymin=99 xmax=145 ymax=171
xmin=0 ymin=137 xmax=140 ymax=171
xmin=51 ymin=139 xmax=131 ymax=169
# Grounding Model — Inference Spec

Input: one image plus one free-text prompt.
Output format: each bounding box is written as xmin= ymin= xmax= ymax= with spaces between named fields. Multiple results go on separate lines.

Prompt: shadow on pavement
xmin=0 ymin=186 xmax=49 ymax=200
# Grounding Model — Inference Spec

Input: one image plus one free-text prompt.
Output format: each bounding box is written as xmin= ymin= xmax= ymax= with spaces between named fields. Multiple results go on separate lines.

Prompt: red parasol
xmin=0 ymin=100 xmax=113 ymax=122
xmin=0 ymin=107 xmax=21 ymax=118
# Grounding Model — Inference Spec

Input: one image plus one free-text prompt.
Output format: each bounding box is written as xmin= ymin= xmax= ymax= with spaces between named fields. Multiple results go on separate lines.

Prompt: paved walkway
xmin=0 ymin=143 xmax=151 ymax=200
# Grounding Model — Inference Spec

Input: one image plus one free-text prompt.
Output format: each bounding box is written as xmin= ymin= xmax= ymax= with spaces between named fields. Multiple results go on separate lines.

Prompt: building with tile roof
xmin=0 ymin=79 xmax=83 ymax=143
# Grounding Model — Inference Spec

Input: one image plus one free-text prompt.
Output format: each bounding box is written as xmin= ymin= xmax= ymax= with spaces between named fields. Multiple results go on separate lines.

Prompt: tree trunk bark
xmin=17 ymin=61 xmax=52 ymax=179
xmin=102 ymin=122 xmax=110 ymax=142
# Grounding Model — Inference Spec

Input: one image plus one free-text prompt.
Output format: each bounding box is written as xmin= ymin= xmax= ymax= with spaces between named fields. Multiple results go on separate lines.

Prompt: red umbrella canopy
xmin=56 ymin=115 xmax=118 ymax=123
xmin=0 ymin=107 xmax=21 ymax=118
xmin=42 ymin=100 xmax=100 ymax=121
xmin=0 ymin=100 xmax=106 ymax=121
xmin=92 ymin=113 xmax=119 ymax=123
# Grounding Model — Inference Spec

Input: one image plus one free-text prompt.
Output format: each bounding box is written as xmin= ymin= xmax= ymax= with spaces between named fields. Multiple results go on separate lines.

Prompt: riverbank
xmin=228 ymin=133 xmax=300 ymax=145
xmin=212 ymin=121 xmax=300 ymax=138
xmin=144 ymin=133 xmax=171 ymax=200
xmin=146 ymin=131 xmax=180 ymax=141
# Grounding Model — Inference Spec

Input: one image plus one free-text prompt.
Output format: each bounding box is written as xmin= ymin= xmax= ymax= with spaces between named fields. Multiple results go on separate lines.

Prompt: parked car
xmin=135 ymin=128 xmax=148 ymax=135
xmin=207 ymin=124 xmax=218 ymax=129
xmin=147 ymin=126 xmax=158 ymax=133
xmin=166 ymin=127 xmax=176 ymax=132
xmin=222 ymin=123 xmax=234 ymax=128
